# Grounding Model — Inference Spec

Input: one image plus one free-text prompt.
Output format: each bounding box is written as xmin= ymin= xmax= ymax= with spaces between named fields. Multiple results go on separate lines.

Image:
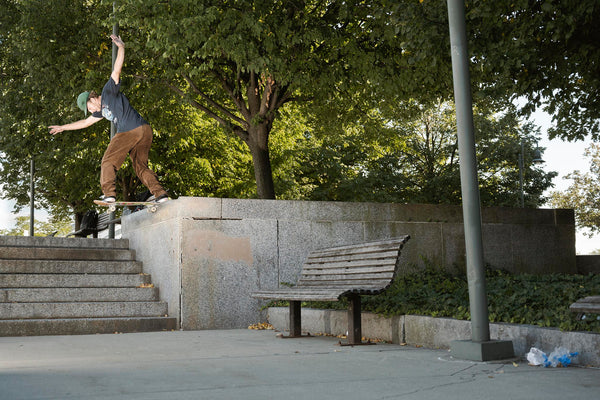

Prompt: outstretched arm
xmin=110 ymin=34 xmax=125 ymax=85
xmin=49 ymin=115 xmax=102 ymax=135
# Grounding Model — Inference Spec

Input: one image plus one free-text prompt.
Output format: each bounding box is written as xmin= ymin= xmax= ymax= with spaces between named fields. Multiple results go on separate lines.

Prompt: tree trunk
xmin=247 ymin=123 xmax=276 ymax=199
xmin=74 ymin=211 xmax=83 ymax=231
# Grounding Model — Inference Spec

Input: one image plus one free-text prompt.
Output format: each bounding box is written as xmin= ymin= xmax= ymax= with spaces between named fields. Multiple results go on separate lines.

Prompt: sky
xmin=526 ymin=108 xmax=597 ymax=254
xmin=0 ymin=109 xmax=597 ymax=253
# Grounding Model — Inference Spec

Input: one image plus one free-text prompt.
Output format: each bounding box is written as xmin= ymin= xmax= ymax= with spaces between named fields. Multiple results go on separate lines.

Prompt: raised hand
xmin=110 ymin=34 xmax=125 ymax=48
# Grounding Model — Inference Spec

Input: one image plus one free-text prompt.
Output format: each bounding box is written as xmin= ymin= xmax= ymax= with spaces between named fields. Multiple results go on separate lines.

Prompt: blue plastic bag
xmin=547 ymin=347 xmax=579 ymax=367
xmin=527 ymin=347 xmax=578 ymax=367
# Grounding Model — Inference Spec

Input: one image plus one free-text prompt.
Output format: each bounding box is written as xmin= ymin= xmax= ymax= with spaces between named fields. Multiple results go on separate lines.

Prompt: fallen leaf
xmin=247 ymin=322 xmax=274 ymax=330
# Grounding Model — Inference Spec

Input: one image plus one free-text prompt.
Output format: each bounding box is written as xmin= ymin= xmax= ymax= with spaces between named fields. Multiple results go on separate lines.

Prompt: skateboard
xmin=93 ymin=200 xmax=159 ymax=213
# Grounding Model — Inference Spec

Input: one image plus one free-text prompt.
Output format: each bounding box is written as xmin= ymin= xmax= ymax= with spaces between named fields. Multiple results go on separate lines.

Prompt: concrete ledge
xmin=267 ymin=307 xmax=600 ymax=367
xmin=576 ymin=255 xmax=600 ymax=274
xmin=121 ymin=198 xmax=577 ymax=330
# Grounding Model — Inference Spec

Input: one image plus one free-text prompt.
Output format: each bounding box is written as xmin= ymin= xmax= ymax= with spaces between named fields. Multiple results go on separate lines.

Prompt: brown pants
xmin=100 ymin=124 xmax=167 ymax=198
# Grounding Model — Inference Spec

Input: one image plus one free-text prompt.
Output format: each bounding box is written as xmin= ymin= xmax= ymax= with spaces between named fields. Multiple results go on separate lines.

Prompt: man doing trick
xmin=49 ymin=35 xmax=169 ymax=204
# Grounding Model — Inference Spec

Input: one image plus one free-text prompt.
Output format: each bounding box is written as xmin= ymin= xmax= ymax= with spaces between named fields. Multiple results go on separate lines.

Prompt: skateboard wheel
xmin=149 ymin=206 xmax=157 ymax=213
xmin=108 ymin=205 xmax=116 ymax=212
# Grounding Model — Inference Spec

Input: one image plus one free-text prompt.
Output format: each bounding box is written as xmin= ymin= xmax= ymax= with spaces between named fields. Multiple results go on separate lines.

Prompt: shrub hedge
xmin=271 ymin=268 xmax=600 ymax=333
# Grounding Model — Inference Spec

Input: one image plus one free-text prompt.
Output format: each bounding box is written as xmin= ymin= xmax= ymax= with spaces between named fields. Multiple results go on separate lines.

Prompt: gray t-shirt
xmin=92 ymin=77 xmax=147 ymax=133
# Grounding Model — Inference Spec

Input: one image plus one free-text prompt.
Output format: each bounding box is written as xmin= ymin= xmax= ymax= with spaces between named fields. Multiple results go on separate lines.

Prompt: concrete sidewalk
xmin=0 ymin=329 xmax=598 ymax=400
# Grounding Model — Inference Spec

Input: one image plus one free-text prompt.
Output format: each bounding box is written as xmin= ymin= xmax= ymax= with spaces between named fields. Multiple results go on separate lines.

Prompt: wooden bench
xmin=67 ymin=210 xmax=120 ymax=238
xmin=570 ymin=296 xmax=600 ymax=318
xmin=252 ymin=236 xmax=410 ymax=345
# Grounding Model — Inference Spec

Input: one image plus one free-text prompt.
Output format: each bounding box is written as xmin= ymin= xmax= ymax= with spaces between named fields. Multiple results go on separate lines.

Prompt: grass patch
xmin=268 ymin=268 xmax=600 ymax=333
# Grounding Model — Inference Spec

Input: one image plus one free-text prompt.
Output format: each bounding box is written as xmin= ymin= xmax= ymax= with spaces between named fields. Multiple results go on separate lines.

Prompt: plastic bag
xmin=526 ymin=347 xmax=548 ymax=366
xmin=526 ymin=347 xmax=578 ymax=367
xmin=547 ymin=347 xmax=579 ymax=367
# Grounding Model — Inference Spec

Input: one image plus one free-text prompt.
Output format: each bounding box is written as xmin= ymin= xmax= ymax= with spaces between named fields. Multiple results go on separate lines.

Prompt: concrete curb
xmin=267 ymin=307 xmax=600 ymax=367
xmin=0 ymin=317 xmax=176 ymax=337
xmin=0 ymin=236 xmax=130 ymax=249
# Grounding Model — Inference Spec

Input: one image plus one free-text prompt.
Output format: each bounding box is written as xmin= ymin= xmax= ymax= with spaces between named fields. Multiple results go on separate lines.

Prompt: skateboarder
xmin=49 ymin=35 xmax=169 ymax=204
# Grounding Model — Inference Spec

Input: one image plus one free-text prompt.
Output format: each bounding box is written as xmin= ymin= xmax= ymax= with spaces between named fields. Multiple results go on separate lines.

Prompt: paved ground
xmin=0 ymin=329 xmax=598 ymax=400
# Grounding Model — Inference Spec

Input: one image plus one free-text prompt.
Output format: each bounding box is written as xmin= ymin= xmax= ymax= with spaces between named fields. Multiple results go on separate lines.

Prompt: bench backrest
xmin=297 ymin=236 xmax=410 ymax=293
xmin=96 ymin=213 xmax=111 ymax=230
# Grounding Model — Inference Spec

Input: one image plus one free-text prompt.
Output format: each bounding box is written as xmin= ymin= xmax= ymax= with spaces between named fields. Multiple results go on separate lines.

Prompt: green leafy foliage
xmin=550 ymin=143 xmax=600 ymax=238
xmin=0 ymin=216 xmax=73 ymax=237
xmin=363 ymin=268 xmax=600 ymax=333
xmin=0 ymin=0 xmax=588 ymax=223
xmin=281 ymin=100 xmax=555 ymax=207
xmin=109 ymin=0 xmax=450 ymax=198
xmin=0 ymin=0 xmax=113 ymax=222
xmin=272 ymin=267 xmax=600 ymax=333
xmin=464 ymin=0 xmax=600 ymax=141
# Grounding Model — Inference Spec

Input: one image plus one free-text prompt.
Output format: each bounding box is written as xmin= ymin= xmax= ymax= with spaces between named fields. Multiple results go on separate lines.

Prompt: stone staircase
xmin=0 ymin=235 xmax=177 ymax=336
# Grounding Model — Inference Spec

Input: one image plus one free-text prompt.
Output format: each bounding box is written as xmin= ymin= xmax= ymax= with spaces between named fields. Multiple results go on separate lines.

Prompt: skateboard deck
xmin=93 ymin=200 xmax=159 ymax=213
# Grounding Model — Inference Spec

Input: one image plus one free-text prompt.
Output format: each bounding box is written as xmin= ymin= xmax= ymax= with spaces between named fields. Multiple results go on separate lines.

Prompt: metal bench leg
xmin=289 ymin=300 xmax=302 ymax=337
xmin=347 ymin=294 xmax=362 ymax=345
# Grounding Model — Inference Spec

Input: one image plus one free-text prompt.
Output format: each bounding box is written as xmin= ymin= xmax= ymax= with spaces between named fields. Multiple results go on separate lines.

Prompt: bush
xmin=271 ymin=268 xmax=600 ymax=333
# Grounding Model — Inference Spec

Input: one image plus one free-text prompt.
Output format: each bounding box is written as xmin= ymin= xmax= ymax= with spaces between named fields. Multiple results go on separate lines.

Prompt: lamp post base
xmin=451 ymin=339 xmax=515 ymax=362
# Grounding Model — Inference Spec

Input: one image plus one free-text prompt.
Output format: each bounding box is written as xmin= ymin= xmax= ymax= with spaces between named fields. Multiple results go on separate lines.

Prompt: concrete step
xmin=0 ymin=259 xmax=143 ymax=274
xmin=0 ymin=246 xmax=136 ymax=261
xmin=0 ymin=287 xmax=159 ymax=303
xmin=0 ymin=317 xmax=177 ymax=336
xmin=0 ymin=301 xmax=169 ymax=319
xmin=0 ymin=235 xmax=177 ymax=336
xmin=0 ymin=273 xmax=150 ymax=288
xmin=0 ymin=235 xmax=130 ymax=249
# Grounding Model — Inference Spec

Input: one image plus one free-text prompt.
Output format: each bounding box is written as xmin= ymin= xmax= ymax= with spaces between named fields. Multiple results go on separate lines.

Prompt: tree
xmin=465 ymin=0 xmax=600 ymax=141
xmin=0 ymin=0 xmax=113 ymax=225
xmin=550 ymin=143 xmax=600 ymax=236
xmin=288 ymin=100 xmax=556 ymax=207
xmin=147 ymin=105 xmax=257 ymax=199
xmin=1 ymin=0 xmax=584 ymax=218
xmin=372 ymin=1 xmax=600 ymax=141
xmin=1 ymin=0 xmax=253 ymax=225
xmin=112 ymin=0 xmax=435 ymax=199
xmin=112 ymin=0 xmax=600 ymax=200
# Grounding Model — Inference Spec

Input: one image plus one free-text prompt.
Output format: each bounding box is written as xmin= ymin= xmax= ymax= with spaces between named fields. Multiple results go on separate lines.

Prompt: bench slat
xmin=255 ymin=285 xmax=391 ymax=294
xmin=570 ymin=295 xmax=600 ymax=314
xmin=570 ymin=302 xmax=600 ymax=314
xmin=253 ymin=286 xmax=387 ymax=301
xmin=252 ymin=290 xmax=343 ymax=301
xmin=301 ymin=270 xmax=395 ymax=278
xmin=307 ymin=250 xmax=400 ymax=264
xmin=302 ymin=257 xmax=397 ymax=269
xmin=308 ymin=248 xmax=400 ymax=260
xmin=297 ymin=280 xmax=392 ymax=287
xmin=302 ymin=262 xmax=397 ymax=274
xmin=574 ymin=296 xmax=600 ymax=304
xmin=309 ymin=238 xmax=406 ymax=255
xmin=296 ymin=275 xmax=391 ymax=287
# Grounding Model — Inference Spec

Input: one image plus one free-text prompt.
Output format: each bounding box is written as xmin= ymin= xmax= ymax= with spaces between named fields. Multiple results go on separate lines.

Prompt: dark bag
xmin=80 ymin=209 xmax=98 ymax=230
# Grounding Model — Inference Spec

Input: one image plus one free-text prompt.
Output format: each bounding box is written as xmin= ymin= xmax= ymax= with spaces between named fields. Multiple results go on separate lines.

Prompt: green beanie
xmin=77 ymin=91 xmax=90 ymax=116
